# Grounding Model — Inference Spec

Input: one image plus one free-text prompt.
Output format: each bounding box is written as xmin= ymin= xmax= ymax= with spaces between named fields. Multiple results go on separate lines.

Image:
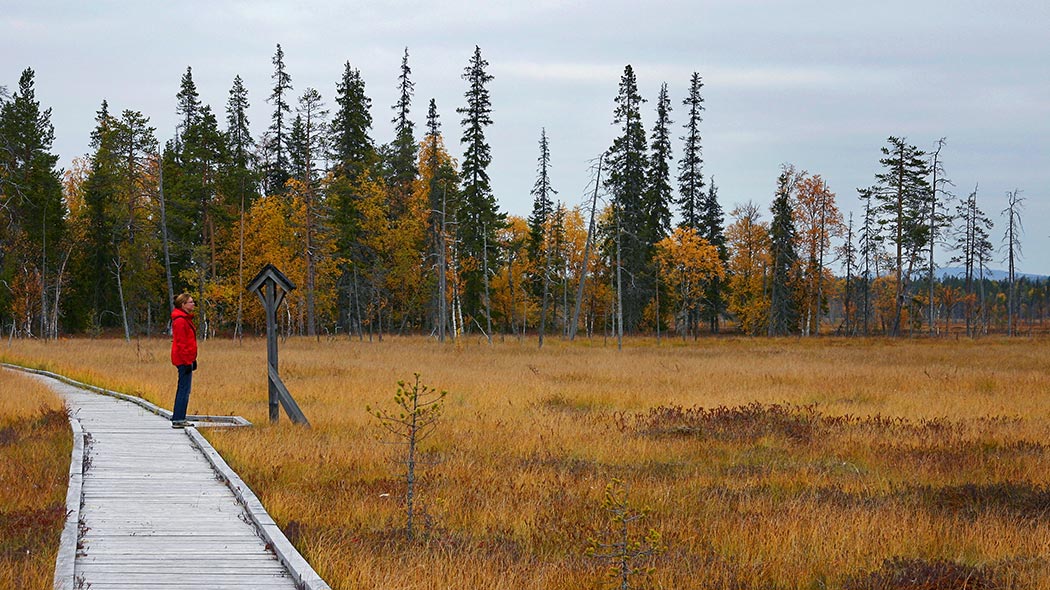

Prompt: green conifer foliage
xmin=265 ymin=44 xmax=293 ymax=196
xmin=0 ymin=68 xmax=66 ymax=333
xmin=330 ymin=62 xmax=375 ymax=178
xmin=604 ymin=65 xmax=649 ymax=331
xmin=456 ymin=46 xmax=505 ymax=324
xmin=677 ymin=73 xmax=705 ymax=232
xmin=768 ymin=167 xmax=800 ymax=336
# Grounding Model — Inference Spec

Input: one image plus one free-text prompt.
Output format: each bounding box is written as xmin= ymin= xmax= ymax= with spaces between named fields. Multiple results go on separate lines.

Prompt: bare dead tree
xmin=570 ymin=155 xmax=603 ymax=341
xmin=1001 ymin=189 xmax=1024 ymax=336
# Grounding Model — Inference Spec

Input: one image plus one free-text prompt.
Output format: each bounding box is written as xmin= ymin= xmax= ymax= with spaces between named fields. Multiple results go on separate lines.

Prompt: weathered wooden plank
xmin=18 ymin=373 xmax=307 ymax=590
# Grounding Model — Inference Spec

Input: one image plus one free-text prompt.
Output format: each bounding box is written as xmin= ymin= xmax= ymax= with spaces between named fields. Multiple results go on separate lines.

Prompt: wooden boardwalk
xmin=31 ymin=375 xmax=302 ymax=590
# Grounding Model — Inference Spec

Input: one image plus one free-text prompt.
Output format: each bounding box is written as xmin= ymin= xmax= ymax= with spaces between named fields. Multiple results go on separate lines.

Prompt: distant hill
xmin=936 ymin=267 xmax=1048 ymax=281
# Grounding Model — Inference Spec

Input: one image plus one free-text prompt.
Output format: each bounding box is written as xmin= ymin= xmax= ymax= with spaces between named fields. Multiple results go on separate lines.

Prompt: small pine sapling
xmin=587 ymin=478 xmax=664 ymax=590
xmin=367 ymin=373 xmax=447 ymax=540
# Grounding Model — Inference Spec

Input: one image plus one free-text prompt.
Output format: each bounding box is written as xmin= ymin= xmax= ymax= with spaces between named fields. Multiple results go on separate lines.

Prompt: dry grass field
xmin=3 ymin=335 xmax=1049 ymax=589
xmin=0 ymin=367 xmax=71 ymax=589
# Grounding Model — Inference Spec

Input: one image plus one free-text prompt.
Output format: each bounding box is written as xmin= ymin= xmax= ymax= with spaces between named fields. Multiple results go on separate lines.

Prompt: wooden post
xmin=248 ymin=264 xmax=310 ymax=426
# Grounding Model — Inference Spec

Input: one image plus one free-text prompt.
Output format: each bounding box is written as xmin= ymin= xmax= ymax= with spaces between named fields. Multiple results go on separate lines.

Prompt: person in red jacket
xmin=170 ymin=293 xmax=198 ymax=428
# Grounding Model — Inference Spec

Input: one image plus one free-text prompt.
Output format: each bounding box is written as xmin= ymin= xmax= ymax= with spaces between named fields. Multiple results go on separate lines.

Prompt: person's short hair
xmin=175 ymin=293 xmax=193 ymax=310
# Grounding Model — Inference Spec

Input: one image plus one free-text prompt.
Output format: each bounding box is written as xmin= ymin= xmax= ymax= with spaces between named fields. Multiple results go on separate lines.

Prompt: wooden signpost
xmin=247 ymin=264 xmax=310 ymax=426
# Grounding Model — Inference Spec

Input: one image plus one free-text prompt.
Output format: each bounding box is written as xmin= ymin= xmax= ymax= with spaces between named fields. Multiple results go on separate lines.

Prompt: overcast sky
xmin=4 ymin=0 xmax=1048 ymax=272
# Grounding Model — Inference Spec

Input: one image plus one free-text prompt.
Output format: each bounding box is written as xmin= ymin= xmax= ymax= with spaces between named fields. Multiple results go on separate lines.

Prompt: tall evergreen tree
xmin=423 ymin=99 xmax=460 ymax=341
xmin=388 ymin=47 xmax=418 ymax=212
xmin=768 ymin=166 xmax=799 ymax=336
xmin=288 ymin=115 xmax=307 ymax=182
xmin=456 ymin=46 xmax=504 ymax=328
xmin=527 ymin=127 xmax=555 ymax=269
xmin=0 ymin=68 xmax=66 ymax=335
xmin=72 ymin=104 xmax=159 ymax=338
xmin=265 ymin=43 xmax=293 ymax=195
xmin=330 ymin=62 xmax=375 ymax=178
xmin=701 ymin=178 xmax=727 ymax=332
xmin=644 ymin=83 xmax=674 ymax=335
xmin=645 ymin=82 xmax=673 ymax=243
xmin=74 ymin=101 xmax=121 ymax=326
xmin=225 ymin=76 xmax=255 ymax=178
xmin=856 ymin=186 xmax=882 ymax=334
xmin=604 ymin=64 xmax=649 ymax=331
xmin=677 ymin=73 xmax=705 ymax=231
xmin=223 ymin=75 xmax=257 ymax=207
xmin=222 ymin=75 xmax=257 ymax=338
xmin=872 ymin=136 xmax=931 ymax=336
xmin=174 ymin=66 xmax=201 ymax=146
xmin=177 ymin=104 xmax=224 ymax=321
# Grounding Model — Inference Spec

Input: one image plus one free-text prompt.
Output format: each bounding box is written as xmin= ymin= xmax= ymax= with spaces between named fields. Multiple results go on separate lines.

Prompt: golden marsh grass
xmin=3 ymin=336 xmax=1049 ymax=588
xmin=0 ymin=367 xmax=70 ymax=589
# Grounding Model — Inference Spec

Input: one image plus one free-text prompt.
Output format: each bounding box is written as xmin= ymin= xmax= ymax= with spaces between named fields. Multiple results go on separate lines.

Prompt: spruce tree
xmin=222 ymin=75 xmax=257 ymax=338
xmin=856 ymin=186 xmax=882 ymax=334
xmin=527 ymin=128 xmax=555 ymax=274
xmin=677 ymin=73 xmax=705 ymax=231
xmin=330 ymin=62 xmax=375 ymax=178
xmin=0 ymin=68 xmax=66 ymax=335
xmin=178 ymin=103 xmax=224 ymax=310
xmin=388 ymin=47 xmax=418 ymax=212
xmin=75 ymin=101 xmax=121 ymax=324
xmin=265 ymin=43 xmax=293 ymax=195
xmin=456 ymin=46 xmax=504 ymax=327
xmin=873 ymin=136 xmax=931 ymax=336
xmin=223 ymin=75 xmax=256 ymax=204
xmin=645 ymin=83 xmax=673 ymax=243
xmin=72 ymin=103 xmax=159 ymax=338
xmin=174 ymin=66 xmax=201 ymax=146
xmin=768 ymin=166 xmax=800 ymax=336
xmin=423 ymin=99 xmax=460 ymax=341
xmin=288 ymin=114 xmax=307 ymax=182
xmin=604 ymin=64 xmax=649 ymax=332
xmin=701 ymin=179 xmax=727 ymax=332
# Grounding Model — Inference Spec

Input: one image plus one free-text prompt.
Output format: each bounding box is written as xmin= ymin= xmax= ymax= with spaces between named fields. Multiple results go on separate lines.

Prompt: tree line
xmin=0 ymin=49 xmax=1040 ymax=341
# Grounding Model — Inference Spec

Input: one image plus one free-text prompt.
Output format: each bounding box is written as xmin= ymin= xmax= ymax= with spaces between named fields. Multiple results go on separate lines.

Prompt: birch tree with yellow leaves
xmin=726 ymin=202 xmax=771 ymax=335
xmin=794 ymin=173 xmax=843 ymax=335
xmin=653 ymin=227 xmax=724 ymax=337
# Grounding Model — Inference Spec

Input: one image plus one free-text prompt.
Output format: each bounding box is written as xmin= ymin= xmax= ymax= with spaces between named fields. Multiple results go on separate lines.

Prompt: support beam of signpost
xmin=247 ymin=264 xmax=310 ymax=426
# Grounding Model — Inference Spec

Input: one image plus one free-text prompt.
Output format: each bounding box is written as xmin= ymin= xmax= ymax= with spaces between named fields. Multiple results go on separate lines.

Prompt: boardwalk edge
xmin=0 ymin=363 xmax=251 ymax=426
xmin=53 ymin=412 xmax=83 ymax=590
xmin=187 ymin=427 xmax=332 ymax=590
xmin=4 ymin=363 xmax=327 ymax=589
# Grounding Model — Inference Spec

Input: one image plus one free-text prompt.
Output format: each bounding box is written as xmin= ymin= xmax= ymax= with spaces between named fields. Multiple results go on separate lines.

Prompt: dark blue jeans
xmin=172 ymin=364 xmax=193 ymax=422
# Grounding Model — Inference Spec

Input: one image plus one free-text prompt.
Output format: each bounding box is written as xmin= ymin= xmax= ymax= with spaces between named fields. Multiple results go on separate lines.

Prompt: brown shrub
xmin=842 ymin=557 xmax=1008 ymax=590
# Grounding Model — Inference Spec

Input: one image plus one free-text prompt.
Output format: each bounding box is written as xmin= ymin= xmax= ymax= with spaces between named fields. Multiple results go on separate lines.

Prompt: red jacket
xmin=171 ymin=308 xmax=198 ymax=366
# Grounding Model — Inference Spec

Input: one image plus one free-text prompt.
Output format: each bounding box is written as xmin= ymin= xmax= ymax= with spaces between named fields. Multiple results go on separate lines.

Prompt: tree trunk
xmin=482 ymin=224 xmax=492 ymax=344
xmin=235 ymin=173 xmax=245 ymax=340
xmin=158 ymin=160 xmax=175 ymax=321
xmin=615 ymin=210 xmax=624 ymax=351
xmin=539 ymin=231 xmax=553 ymax=348
xmin=570 ymin=156 xmax=601 ymax=341
xmin=115 ymin=257 xmax=130 ymax=342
